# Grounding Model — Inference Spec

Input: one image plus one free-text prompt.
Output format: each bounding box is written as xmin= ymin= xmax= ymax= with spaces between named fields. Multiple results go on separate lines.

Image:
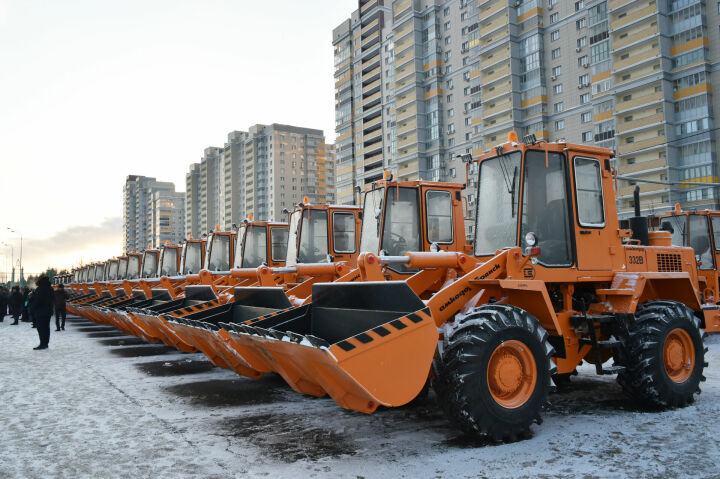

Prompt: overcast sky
xmin=0 ymin=0 xmax=356 ymax=275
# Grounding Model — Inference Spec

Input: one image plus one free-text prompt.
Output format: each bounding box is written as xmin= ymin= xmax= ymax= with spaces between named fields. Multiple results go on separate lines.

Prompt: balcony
xmin=617 ymin=136 xmax=665 ymax=155
xmin=613 ymin=48 xmax=658 ymax=72
xmin=361 ymin=0 xmax=378 ymax=15
xmin=611 ymin=4 xmax=657 ymax=31
xmin=361 ymin=17 xmax=379 ymax=37
xmin=482 ymin=64 xmax=511 ymax=84
xmin=617 ymin=113 xmax=664 ymax=134
xmin=612 ymin=25 xmax=658 ymax=51
xmin=619 ymin=158 xmax=667 ymax=175
xmin=479 ymin=15 xmax=508 ymax=38
xmin=397 ymin=132 xmax=418 ymax=149
xmin=482 ymin=99 xmax=513 ymax=118
xmin=615 ymin=90 xmax=662 ymax=112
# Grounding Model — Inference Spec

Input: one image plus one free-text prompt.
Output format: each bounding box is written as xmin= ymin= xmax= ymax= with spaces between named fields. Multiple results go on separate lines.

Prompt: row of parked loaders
xmin=59 ymin=135 xmax=719 ymax=441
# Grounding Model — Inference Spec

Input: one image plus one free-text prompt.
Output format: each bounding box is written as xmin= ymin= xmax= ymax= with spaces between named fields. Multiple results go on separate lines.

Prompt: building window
xmin=578 ymin=55 xmax=588 ymax=67
xmin=577 ymin=37 xmax=587 ymax=49
xmin=554 ymin=102 xmax=564 ymax=112
xmin=445 ymin=36 xmax=451 ymax=45
xmin=550 ymin=12 xmax=559 ymax=23
xmin=581 ymin=112 xmax=592 ymax=122
xmin=582 ymin=131 xmax=593 ymax=142
xmin=575 ymin=0 xmax=585 ymax=10
xmin=551 ymin=30 xmax=560 ymax=41
xmin=549 ymin=0 xmax=558 ymax=6
xmin=552 ymin=47 xmax=561 ymax=59
xmin=552 ymin=65 xmax=562 ymax=77
xmin=556 ymin=120 xmax=565 ymax=130
xmin=625 ymin=137 xmax=634 ymax=144
xmin=448 ymin=108 xmax=455 ymax=117
xmin=447 ymin=94 xmax=453 ymax=102
xmin=579 ymin=73 xmax=589 ymax=86
xmin=580 ymin=93 xmax=590 ymax=104
xmin=553 ymin=83 xmax=563 ymax=94
xmin=576 ymin=17 xmax=587 ymax=30
xmin=444 ymin=21 xmax=450 ymax=31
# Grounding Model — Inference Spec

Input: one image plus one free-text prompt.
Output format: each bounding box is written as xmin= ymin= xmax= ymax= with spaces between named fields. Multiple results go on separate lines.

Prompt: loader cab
xmin=122 ymin=253 xmax=142 ymax=280
xmin=360 ymin=179 xmax=467 ymax=273
xmin=106 ymin=260 xmax=119 ymax=281
xmin=141 ymin=249 xmax=160 ymax=278
xmin=473 ymin=136 xmax=617 ymax=272
xmin=158 ymin=245 xmax=181 ymax=276
xmin=204 ymin=231 xmax=236 ymax=272
xmin=285 ymin=203 xmax=362 ymax=267
xmin=232 ymin=221 xmax=288 ymax=269
xmin=181 ymin=239 xmax=206 ymax=275
xmin=659 ymin=209 xmax=719 ymax=303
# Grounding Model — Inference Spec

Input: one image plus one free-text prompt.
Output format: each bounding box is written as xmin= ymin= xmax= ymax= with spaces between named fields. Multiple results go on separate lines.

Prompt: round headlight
xmin=525 ymin=232 xmax=537 ymax=247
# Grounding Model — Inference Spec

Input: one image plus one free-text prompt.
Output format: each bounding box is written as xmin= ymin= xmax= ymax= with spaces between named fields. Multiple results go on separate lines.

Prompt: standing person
xmin=29 ymin=276 xmax=54 ymax=350
xmin=0 ymin=287 xmax=7 ymax=322
xmin=54 ymin=284 xmax=68 ymax=331
xmin=9 ymin=286 xmax=23 ymax=325
xmin=22 ymin=286 xmax=31 ymax=323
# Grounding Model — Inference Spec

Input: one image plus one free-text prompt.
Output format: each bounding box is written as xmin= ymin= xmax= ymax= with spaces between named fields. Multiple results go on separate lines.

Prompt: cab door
xmin=573 ymin=156 xmax=613 ymax=270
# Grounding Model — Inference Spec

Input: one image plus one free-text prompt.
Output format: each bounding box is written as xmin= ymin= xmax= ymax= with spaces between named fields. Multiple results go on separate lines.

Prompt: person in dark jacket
xmin=9 ymin=286 xmax=23 ymax=325
xmin=22 ymin=286 xmax=31 ymax=323
xmin=29 ymin=276 xmax=54 ymax=350
xmin=54 ymin=284 xmax=68 ymax=331
xmin=0 ymin=287 xmax=7 ymax=322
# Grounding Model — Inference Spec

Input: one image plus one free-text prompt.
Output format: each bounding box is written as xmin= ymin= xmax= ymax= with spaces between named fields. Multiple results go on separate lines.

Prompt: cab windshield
xmin=242 ymin=225 xmax=267 ymax=268
xmin=142 ymin=252 xmax=158 ymax=278
xmin=286 ymin=211 xmax=302 ymax=267
xmin=360 ymin=187 xmax=384 ymax=253
xmin=662 ymin=215 xmax=688 ymax=248
xmin=118 ymin=259 xmax=128 ymax=279
xmin=271 ymin=227 xmax=289 ymax=262
xmin=298 ymin=209 xmax=329 ymax=263
xmin=381 ymin=186 xmax=421 ymax=273
xmin=232 ymin=225 xmax=248 ymax=268
xmin=519 ymin=150 xmax=571 ymax=266
xmin=475 ymin=151 xmax=521 ymax=255
xmin=126 ymin=256 xmax=140 ymax=279
xmin=108 ymin=262 xmax=119 ymax=280
xmin=661 ymin=214 xmax=713 ymax=270
xmin=207 ymin=234 xmax=230 ymax=271
xmin=160 ymin=248 xmax=179 ymax=276
xmin=182 ymin=242 xmax=202 ymax=274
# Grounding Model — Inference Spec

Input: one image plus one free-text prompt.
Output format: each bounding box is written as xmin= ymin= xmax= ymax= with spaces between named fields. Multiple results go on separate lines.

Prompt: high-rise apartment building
xmin=152 ymin=190 xmax=185 ymax=247
xmin=185 ymin=124 xmax=334 ymax=230
xmin=185 ymin=163 xmax=201 ymax=238
xmin=123 ymin=175 xmax=184 ymax=252
xmin=334 ymin=0 xmax=720 ymax=218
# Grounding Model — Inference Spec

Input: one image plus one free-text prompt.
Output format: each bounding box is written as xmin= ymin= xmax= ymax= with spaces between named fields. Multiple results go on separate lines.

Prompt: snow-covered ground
xmin=1 ymin=316 xmax=719 ymax=479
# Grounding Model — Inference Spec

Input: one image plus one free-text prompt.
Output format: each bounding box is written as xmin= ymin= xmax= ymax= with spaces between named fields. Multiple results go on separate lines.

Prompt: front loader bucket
xmin=129 ymin=286 xmax=218 ymax=352
xmin=168 ymin=287 xmax=293 ymax=375
xmin=222 ymin=282 xmax=438 ymax=412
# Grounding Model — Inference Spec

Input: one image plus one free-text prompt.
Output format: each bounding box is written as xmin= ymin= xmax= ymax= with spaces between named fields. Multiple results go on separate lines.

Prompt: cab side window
xmin=426 ymin=190 xmax=453 ymax=244
xmin=574 ymin=157 xmax=605 ymax=227
xmin=333 ymin=212 xmax=356 ymax=253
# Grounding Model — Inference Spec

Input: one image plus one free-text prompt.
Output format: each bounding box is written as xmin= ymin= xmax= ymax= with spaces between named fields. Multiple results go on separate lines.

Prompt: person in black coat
xmin=22 ymin=286 xmax=31 ymax=323
xmin=54 ymin=284 xmax=68 ymax=331
xmin=0 ymin=287 xmax=7 ymax=322
xmin=29 ymin=276 xmax=54 ymax=350
xmin=9 ymin=286 xmax=23 ymax=325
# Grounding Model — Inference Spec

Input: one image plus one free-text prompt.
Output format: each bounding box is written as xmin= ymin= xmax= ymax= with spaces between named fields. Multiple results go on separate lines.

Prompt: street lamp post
xmin=7 ymin=228 xmax=23 ymax=287
xmin=1 ymin=241 xmax=14 ymax=287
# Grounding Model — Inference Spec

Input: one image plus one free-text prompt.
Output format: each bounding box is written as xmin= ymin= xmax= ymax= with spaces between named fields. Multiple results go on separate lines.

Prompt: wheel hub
xmin=487 ymin=340 xmax=537 ymax=409
xmin=663 ymin=328 xmax=694 ymax=384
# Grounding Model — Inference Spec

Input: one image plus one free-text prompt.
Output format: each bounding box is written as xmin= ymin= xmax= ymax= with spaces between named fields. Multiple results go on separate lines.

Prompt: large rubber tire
xmin=434 ymin=304 xmax=555 ymax=442
xmin=618 ymin=300 xmax=707 ymax=408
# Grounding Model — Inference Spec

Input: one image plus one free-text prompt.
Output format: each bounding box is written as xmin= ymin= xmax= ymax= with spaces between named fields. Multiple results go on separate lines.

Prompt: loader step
xmin=570 ymin=314 xmax=616 ymax=327
xmin=579 ymin=338 xmax=622 ymax=348
xmin=600 ymin=365 xmax=626 ymax=375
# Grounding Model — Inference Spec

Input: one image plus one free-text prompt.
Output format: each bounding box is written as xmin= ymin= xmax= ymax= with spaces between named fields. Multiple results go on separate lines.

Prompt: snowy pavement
xmin=1 ymin=316 xmax=719 ymax=479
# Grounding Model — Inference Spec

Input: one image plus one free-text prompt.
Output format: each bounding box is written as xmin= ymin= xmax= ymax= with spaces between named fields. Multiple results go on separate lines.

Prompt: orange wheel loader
xmin=657 ymin=207 xmax=720 ymax=332
xmin=220 ymin=135 xmax=707 ymax=441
